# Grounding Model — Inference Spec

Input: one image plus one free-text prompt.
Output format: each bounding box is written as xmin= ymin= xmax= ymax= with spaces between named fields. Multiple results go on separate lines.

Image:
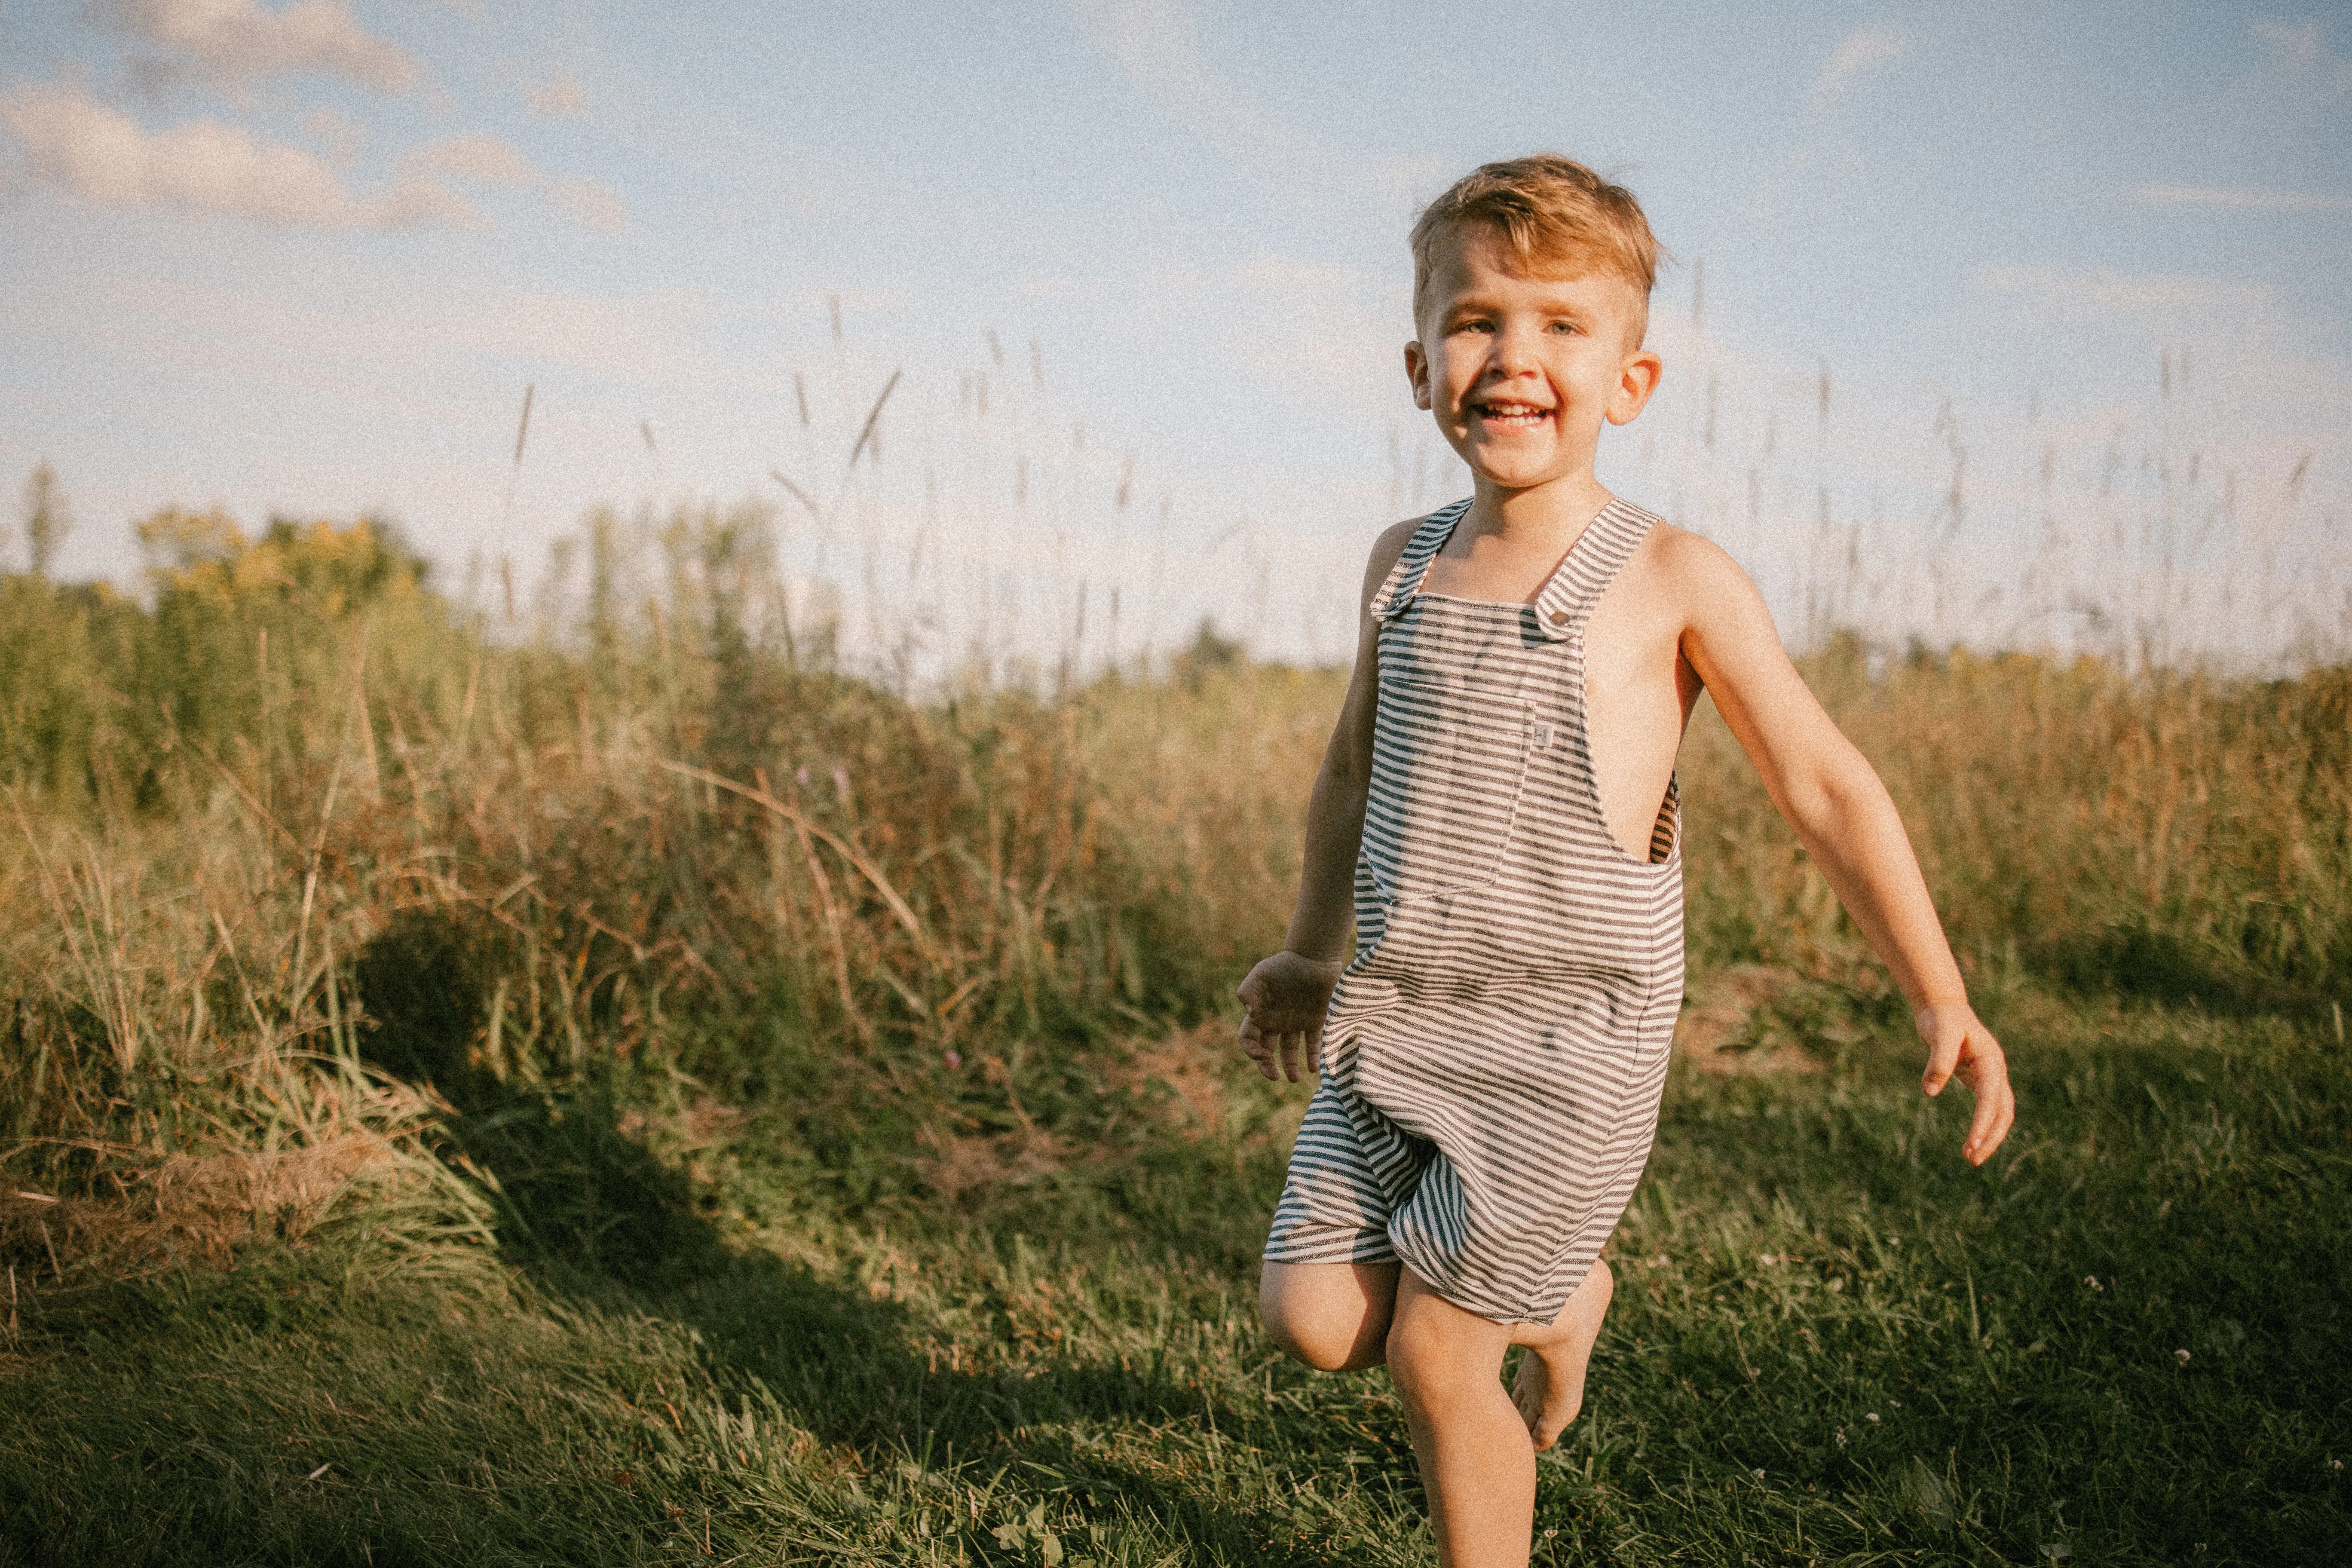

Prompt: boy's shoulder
xmin=1356 ymin=514 xmax=1431 ymax=608
xmin=1622 ymin=513 xmax=1762 ymax=606
xmin=1617 ymin=513 xmax=1783 ymax=674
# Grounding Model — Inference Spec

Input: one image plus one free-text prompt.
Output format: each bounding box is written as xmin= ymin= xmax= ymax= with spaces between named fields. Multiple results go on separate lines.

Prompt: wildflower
xmin=2174 ymin=1348 xmax=2192 ymax=1365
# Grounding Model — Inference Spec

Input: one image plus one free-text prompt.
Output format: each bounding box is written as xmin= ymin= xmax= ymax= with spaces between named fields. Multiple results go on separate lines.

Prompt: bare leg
xmin=1259 ymin=1259 xmax=1401 ymax=1371
xmin=1385 ymin=1269 xmax=1538 ymax=1567
xmin=1507 ymin=1258 xmax=1614 ymax=1451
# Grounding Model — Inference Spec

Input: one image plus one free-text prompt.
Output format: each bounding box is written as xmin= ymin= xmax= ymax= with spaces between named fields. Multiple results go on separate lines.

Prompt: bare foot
xmin=1509 ymin=1259 xmax=1614 ymax=1451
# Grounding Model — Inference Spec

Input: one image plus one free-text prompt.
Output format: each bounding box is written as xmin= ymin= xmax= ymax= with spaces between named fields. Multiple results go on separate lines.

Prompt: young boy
xmin=1234 ymin=155 xmax=2017 ymax=1567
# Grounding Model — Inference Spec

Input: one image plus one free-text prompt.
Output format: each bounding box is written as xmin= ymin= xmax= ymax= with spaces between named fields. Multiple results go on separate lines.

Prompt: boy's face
xmin=1406 ymin=228 xmax=1661 ymax=501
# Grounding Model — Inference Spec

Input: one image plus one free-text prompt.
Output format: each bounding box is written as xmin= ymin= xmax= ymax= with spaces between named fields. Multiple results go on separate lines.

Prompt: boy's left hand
xmin=1916 ymin=999 xmax=2015 ymax=1164
xmin=1237 ymin=950 xmax=1345 ymax=1082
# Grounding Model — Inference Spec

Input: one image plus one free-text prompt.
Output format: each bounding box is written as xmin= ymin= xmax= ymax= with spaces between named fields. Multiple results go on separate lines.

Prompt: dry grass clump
xmin=1679 ymin=634 xmax=2352 ymax=997
xmin=1 ymin=790 xmax=495 ymax=1280
xmin=6 ymin=1127 xmax=406 ymax=1277
xmin=0 ymin=509 xmax=1323 ymax=1273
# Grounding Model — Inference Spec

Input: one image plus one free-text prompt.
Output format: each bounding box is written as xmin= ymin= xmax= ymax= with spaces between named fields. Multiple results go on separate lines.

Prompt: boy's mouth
xmin=1473 ymin=400 xmax=1553 ymax=429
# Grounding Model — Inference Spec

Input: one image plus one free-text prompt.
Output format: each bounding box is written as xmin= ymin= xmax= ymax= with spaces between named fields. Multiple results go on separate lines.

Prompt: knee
xmin=1262 ymin=1308 xmax=1363 ymax=1372
xmin=1259 ymin=1264 xmax=1390 ymax=1372
xmin=1260 ymin=1295 xmax=1378 ymax=1372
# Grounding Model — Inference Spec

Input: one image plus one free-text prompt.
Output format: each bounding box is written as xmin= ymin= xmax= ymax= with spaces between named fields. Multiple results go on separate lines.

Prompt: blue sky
xmin=3 ymin=1 xmax=2348 ymax=669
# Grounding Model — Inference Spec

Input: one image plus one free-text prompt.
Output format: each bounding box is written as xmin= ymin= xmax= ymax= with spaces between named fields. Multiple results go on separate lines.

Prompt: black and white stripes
xmin=1264 ymin=497 xmax=1685 ymax=1326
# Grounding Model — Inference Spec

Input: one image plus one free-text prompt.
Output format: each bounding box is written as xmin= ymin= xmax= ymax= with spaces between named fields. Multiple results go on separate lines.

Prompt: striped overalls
xmin=1264 ymin=496 xmax=1685 ymax=1326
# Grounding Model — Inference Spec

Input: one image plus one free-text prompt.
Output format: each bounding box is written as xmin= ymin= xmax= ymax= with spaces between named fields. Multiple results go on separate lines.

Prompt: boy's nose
xmin=1490 ymin=325 xmax=1543 ymax=374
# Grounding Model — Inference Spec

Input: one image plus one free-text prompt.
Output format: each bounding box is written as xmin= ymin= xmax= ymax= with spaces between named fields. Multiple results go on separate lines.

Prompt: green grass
xmin=6 ymin=979 xmax=2348 ymax=1566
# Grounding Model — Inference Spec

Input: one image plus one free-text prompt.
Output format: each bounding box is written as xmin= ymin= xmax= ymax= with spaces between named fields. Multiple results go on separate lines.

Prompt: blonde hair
xmin=1411 ymin=155 xmax=1661 ymax=344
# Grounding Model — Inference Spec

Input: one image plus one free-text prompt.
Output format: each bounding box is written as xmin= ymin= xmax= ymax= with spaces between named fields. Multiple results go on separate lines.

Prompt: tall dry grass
xmin=3 ymin=502 xmax=2346 ymax=1280
xmin=1679 ymin=634 xmax=2352 ymax=998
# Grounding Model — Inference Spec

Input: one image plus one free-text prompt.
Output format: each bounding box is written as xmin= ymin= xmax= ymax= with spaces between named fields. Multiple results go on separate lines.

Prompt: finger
xmin=1965 ymin=1070 xmax=2018 ymax=1164
xmin=1922 ymin=1029 xmax=1962 ymax=1096
xmin=1978 ymin=1102 xmax=2015 ymax=1164
xmin=1249 ymin=1032 xmax=1279 ymax=1081
xmin=1306 ymin=1023 xmax=1324 ymax=1076
xmin=1984 ymin=1080 xmax=2018 ymax=1160
xmin=1963 ymin=1084 xmax=2000 ymax=1163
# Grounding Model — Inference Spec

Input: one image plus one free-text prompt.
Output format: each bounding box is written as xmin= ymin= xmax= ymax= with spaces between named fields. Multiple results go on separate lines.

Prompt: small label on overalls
xmin=1530 ymin=721 xmax=1555 ymax=751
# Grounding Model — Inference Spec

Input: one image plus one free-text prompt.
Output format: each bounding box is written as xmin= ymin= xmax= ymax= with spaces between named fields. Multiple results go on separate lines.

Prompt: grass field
xmin=7 ymin=989 xmax=2348 ymax=1565
xmin=3 ymin=512 xmax=2349 ymax=1564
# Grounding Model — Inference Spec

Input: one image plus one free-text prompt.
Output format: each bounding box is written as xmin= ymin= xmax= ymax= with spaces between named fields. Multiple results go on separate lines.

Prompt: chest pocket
xmin=1363 ymin=627 xmax=1531 ymax=898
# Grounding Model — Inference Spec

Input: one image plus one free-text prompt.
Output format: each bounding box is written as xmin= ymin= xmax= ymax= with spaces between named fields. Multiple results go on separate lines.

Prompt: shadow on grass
xmin=342 ymin=910 xmax=1383 ymax=1559
xmin=443 ymin=1080 xmax=1366 ymax=1565
xmin=2031 ymin=924 xmax=2346 ymax=1021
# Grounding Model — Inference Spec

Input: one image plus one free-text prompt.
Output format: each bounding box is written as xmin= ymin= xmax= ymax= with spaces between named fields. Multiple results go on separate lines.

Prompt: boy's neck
xmin=1461 ymin=471 xmax=1615 ymax=549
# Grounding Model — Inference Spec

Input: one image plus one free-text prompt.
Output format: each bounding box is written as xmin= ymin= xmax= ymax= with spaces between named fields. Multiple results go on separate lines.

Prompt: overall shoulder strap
xmin=1369 ymin=498 xmax=1473 ymax=620
xmin=1530 ymin=499 xmax=1662 ymax=641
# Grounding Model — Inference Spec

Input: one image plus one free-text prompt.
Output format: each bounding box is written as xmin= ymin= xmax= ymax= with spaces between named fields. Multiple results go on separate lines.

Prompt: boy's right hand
xmin=1236 ymin=951 xmax=1345 ymax=1082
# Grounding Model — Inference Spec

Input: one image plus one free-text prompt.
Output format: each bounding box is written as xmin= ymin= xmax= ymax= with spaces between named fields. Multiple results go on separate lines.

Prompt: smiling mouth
xmin=1473 ymin=401 xmax=1553 ymax=429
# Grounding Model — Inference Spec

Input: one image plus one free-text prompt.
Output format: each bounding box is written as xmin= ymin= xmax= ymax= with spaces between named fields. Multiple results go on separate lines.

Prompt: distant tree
xmin=21 ymin=460 xmax=72 ymax=579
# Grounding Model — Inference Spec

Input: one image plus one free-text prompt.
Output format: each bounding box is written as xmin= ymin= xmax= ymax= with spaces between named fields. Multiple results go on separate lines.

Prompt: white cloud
xmin=0 ymin=80 xmax=470 ymax=227
xmin=1810 ymin=25 xmax=1909 ymax=109
xmin=101 ymin=0 xmax=420 ymax=94
xmin=415 ymin=131 xmax=536 ymax=187
xmin=554 ymin=177 xmax=626 ymax=233
xmin=2251 ymin=19 xmax=2352 ymax=97
xmin=302 ymin=105 xmax=361 ymax=165
xmin=527 ymin=69 xmax=587 ymax=118
xmin=2 ymin=83 xmax=625 ymax=234
xmin=408 ymin=136 xmax=627 ymax=230
xmin=2134 ymin=182 xmax=2352 ymax=214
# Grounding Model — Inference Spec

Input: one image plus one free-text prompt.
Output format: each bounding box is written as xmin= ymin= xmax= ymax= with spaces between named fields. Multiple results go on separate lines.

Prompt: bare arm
xmin=1236 ymin=521 xmax=1417 ymax=1083
xmin=1674 ymin=533 xmax=2016 ymax=1163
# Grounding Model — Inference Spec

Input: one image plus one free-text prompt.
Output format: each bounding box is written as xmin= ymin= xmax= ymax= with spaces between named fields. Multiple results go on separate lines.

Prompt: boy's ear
xmin=1404 ymin=340 xmax=1432 ymax=411
xmin=1607 ymin=347 xmax=1664 ymax=427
